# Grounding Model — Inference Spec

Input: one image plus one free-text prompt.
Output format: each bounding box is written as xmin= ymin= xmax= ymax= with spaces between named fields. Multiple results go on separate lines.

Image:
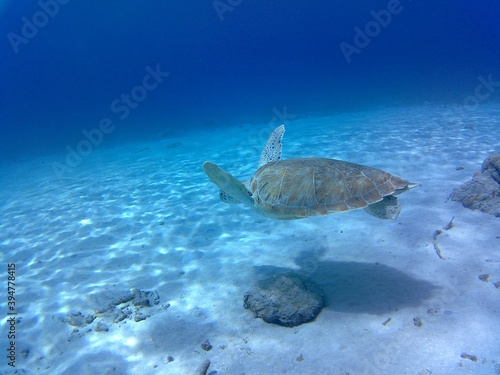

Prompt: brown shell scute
xmin=250 ymin=158 xmax=411 ymax=218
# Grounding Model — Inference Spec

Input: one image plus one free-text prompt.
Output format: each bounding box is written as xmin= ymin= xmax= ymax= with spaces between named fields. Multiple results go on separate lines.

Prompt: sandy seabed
xmin=1 ymin=104 xmax=499 ymax=375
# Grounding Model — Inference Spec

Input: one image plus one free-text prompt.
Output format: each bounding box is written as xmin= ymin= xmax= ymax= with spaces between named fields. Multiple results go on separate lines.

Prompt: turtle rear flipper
xmin=202 ymin=162 xmax=254 ymax=207
xmin=364 ymin=195 xmax=401 ymax=220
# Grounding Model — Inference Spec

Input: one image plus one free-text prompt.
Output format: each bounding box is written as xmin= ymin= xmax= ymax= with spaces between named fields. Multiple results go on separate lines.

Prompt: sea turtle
xmin=202 ymin=125 xmax=418 ymax=220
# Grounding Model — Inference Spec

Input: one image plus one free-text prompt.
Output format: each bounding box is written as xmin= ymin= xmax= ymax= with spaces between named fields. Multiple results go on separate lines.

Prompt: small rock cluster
xmin=58 ymin=288 xmax=162 ymax=333
xmin=449 ymin=154 xmax=500 ymax=217
xmin=243 ymin=272 xmax=324 ymax=327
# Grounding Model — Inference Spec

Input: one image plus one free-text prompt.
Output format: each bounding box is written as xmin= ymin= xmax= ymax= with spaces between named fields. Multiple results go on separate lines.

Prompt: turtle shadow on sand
xmin=253 ymin=257 xmax=437 ymax=315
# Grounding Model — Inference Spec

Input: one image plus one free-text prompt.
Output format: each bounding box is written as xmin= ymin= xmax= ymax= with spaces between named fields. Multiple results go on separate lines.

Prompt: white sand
xmin=1 ymin=104 xmax=499 ymax=375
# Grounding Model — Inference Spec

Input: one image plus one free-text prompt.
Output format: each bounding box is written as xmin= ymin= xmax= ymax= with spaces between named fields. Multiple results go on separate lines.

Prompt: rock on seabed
xmin=243 ymin=272 xmax=324 ymax=327
xmin=450 ymin=154 xmax=500 ymax=217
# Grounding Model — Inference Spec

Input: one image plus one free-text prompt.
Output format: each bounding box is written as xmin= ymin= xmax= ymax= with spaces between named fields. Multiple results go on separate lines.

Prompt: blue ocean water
xmin=1 ymin=0 xmax=499 ymax=158
xmin=2 ymin=2 xmax=500 ymax=374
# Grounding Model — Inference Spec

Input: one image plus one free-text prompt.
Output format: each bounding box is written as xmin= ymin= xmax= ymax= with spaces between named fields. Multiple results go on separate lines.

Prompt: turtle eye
xmin=248 ymin=190 xmax=253 ymax=197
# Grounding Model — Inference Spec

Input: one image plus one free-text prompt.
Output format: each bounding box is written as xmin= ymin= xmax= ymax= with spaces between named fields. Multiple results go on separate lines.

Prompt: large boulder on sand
xmin=449 ymin=154 xmax=500 ymax=217
xmin=243 ymin=272 xmax=324 ymax=327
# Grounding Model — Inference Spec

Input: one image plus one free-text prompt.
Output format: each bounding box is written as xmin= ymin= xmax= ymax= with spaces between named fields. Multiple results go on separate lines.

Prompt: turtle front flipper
xmin=219 ymin=190 xmax=241 ymax=204
xmin=364 ymin=195 xmax=401 ymax=220
xmin=202 ymin=162 xmax=254 ymax=207
xmin=258 ymin=125 xmax=285 ymax=168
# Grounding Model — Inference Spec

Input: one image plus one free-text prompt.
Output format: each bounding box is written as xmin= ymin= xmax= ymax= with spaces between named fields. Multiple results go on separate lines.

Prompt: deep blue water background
xmin=1 ymin=0 xmax=499 ymax=159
